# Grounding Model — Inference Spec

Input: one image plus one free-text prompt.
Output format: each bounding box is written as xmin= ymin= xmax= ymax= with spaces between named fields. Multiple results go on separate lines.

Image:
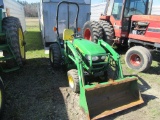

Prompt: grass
xmin=25 ymin=18 xmax=48 ymax=59
xmin=121 ymin=53 xmax=160 ymax=83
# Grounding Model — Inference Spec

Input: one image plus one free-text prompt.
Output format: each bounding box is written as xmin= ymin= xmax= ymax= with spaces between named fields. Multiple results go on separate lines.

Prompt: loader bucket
xmin=80 ymin=77 xmax=144 ymax=120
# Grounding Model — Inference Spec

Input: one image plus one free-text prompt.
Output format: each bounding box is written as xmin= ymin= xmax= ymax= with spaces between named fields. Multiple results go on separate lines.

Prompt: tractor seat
xmin=63 ymin=29 xmax=74 ymax=41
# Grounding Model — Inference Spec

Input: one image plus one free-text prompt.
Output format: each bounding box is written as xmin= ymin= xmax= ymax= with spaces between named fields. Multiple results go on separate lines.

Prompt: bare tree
xmin=17 ymin=0 xmax=39 ymax=17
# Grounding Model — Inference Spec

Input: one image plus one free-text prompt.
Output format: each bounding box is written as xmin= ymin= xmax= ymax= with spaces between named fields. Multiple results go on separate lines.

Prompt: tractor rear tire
xmin=0 ymin=78 xmax=4 ymax=116
xmin=99 ymin=20 xmax=115 ymax=45
xmin=49 ymin=43 xmax=62 ymax=69
xmin=82 ymin=21 xmax=103 ymax=43
xmin=2 ymin=17 xmax=26 ymax=66
xmin=125 ymin=46 xmax=152 ymax=72
xmin=67 ymin=69 xmax=79 ymax=93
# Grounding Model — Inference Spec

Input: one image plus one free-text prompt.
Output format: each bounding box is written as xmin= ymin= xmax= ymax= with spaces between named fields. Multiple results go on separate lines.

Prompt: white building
xmin=152 ymin=6 xmax=160 ymax=15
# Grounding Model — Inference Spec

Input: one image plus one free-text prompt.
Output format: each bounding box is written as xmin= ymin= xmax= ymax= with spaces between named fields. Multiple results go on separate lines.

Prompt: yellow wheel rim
xmin=19 ymin=28 xmax=25 ymax=58
xmin=68 ymin=75 xmax=74 ymax=89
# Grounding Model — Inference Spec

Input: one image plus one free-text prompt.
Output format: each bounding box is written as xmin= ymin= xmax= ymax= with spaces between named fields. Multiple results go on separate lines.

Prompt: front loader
xmin=49 ymin=1 xmax=144 ymax=119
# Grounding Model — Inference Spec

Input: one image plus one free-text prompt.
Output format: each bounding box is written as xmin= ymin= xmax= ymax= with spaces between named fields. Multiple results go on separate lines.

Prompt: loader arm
xmin=65 ymin=41 xmax=85 ymax=87
xmin=98 ymin=40 xmax=124 ymax=79
xmin=64 ymin=41 xmax=91 ymax=114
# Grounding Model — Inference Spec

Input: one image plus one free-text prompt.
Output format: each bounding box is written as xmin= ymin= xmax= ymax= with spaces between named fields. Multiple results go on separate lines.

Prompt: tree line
xmin=16 ymin=0 xmax=39 ymax=17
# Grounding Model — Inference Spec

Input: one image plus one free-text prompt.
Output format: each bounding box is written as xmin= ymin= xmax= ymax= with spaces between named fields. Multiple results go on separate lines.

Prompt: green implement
xmin=0 ymin=8 xmax=26 ymax=72
xmin=49 ymin=1 xmax=144 ymax=119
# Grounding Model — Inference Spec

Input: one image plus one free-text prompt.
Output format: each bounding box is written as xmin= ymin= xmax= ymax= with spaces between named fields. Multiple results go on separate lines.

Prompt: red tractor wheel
xmin=84 ymin=28 xmax=92 ymax=40
xmin=130 ymin=54 xmax=141 ymax=66
xmin=82 ymin=21 xmax=102 ymax=43
xmin=125 ymin=46 xmax=152 ymax=72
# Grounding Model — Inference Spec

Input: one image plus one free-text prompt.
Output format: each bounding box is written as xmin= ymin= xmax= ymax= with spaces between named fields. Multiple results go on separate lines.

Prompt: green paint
xmin=0 ymin=35 xmax=20 ymax=72
xmin=55 ymin=35 xmax=141 ymax=118
xmin=73 ymin=39 xmax=106 ymax=55
xmin=0 ymin=10 xmax=20 ymax=72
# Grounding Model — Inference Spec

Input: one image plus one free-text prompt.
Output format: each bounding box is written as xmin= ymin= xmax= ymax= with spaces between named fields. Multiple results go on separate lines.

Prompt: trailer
xmin=39 ymin=0 xmax=91 ymax=54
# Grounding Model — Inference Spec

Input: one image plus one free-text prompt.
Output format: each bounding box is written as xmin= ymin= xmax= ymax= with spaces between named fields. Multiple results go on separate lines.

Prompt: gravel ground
xmin=1 ymin=58 xmax=87 ymax=120
xmin=1 ymin=57 xmax=160 ymax=120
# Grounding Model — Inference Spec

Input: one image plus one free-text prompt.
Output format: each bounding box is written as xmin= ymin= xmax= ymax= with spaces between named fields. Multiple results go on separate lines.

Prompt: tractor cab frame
xmin=101 ymin=0 xmax=153 ymax=39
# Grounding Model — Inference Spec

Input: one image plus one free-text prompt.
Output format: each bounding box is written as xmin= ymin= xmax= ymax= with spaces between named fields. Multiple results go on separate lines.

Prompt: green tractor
xmin=49 ymin=1 xmax=144 ymax=119
xmin=0 ymin=13 xmax=26 ymax=72
xmin=0 ymin=1 xmax=26 ymax=115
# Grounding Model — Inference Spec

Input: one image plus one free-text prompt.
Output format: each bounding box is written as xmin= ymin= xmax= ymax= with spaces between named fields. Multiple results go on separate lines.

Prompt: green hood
xmin=73 ymin=39 xmax=106 ymax=55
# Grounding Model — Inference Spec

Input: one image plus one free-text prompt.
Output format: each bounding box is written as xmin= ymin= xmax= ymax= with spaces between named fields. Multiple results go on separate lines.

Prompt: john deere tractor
xmin=49 ymin=1 xmax=144 ymax=119
xmin=0 ymin=1 xmax=26 ymax=115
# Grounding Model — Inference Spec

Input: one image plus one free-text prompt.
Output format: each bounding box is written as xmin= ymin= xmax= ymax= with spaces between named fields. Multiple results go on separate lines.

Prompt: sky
xmin=20 ymin=0 xmax=160 ymax=6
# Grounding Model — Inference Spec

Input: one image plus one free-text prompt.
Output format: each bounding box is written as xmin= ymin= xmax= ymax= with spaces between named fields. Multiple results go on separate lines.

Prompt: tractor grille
xmin=92 ymin=63 xmax=104 ymax=69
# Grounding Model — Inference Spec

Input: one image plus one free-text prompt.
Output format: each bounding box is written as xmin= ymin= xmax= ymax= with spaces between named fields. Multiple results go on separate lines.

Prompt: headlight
xmin=85 ymin=55 xmax=99 ymax=61
xmin=101 ymin=56 xmax=106 ymax=60
xmin=92 ymin=56 xmax=99 ymax=61
xmin=85 ymin=55 xmax=91 ymax=61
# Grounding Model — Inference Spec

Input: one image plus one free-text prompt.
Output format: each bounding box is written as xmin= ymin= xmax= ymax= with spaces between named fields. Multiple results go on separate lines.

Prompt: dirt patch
xmin=1 ymin=58 xmax=160 ymax=120
xmin=1 ymin=58 xmax=87 ymax=120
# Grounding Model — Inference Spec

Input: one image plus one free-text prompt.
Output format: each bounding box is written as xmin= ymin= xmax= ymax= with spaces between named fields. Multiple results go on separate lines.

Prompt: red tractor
xmin=82 ymin=0 xmax=159 ymax=72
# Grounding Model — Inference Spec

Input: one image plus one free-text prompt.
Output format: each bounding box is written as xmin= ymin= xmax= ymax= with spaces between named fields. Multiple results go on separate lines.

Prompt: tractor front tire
xmin=2 ymin=17 xmax=26 ymax=66
xmin=49 ymin=43 xmax=61 ymax=69
xmin=0 ymin=78 xmax=4 ymax=116
xmin=67 ymin=69 xmax=79 ymax=93
xmin=99 ymin=20 xmax=115 ymax=45
xmin=82 ymin=21 xmax=103 ymax=43
xmin=125 ymin=46 xmax=152 ymax=72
